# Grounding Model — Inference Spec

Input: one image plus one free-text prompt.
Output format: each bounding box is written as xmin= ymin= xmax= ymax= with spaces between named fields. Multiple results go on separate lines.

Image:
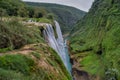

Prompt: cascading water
xmin=43 ymin=21 xmax=72 ymax=73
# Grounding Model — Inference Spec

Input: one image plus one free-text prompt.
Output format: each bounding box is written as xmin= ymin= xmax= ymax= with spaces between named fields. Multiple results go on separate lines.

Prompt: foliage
xmin=26 ymin=6 xmax=48 ymax=18
xmin=0 ymin=18 xmax=44 ymax=52
xmin=0 ymin=0 xmax=49 ymax=18
xmin=0 ymin=54 xmax=34 ymax=75
xmin=26 ymin=2 xmax=86 ymax=34
xmin=70 ymin=0 xmax=120 ymax=79
xmin=0 ymin=0 xmax=28 ymax=17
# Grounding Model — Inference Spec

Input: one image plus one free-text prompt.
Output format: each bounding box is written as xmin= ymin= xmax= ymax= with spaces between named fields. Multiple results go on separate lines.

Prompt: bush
xmin=0 ymin=68 xmax=25 ymax=80
xmin=0 ymin=54 xmax=35 ymax=75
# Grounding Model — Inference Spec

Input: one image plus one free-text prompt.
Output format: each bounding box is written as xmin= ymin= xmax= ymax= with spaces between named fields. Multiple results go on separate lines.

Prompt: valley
xmin=0 ymin=0 xmax=120 ymax=80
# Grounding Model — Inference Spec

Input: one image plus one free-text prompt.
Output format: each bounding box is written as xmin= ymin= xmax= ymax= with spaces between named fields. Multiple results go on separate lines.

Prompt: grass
xmin=36 ymin=18 xmax=52 ymax=23
xmin=31 ymin=52 xmax=41 ymax=59
xmin=0 ymin=43 xmax=72 ymax=80
xmin=48 ymin=47 xmax=72 ymax=80
xmin=0 ymin=68 xmax=56 ymax=80
xmin=0 ymin=68 xmax=26 ymax=80
xmin=81 ymin=52 xmax=105 ymax=77
xmin=0 ymin=54 xmax=35 ymax=75
xmin=25 ymin=17 xmax=53 ymax=24
xmin=0 ymin=47 xmax=12 ymax=53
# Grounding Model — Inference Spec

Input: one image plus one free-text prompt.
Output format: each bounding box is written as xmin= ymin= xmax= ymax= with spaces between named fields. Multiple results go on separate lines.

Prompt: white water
xmin=43 ymin=21 xmax=72 ymax=73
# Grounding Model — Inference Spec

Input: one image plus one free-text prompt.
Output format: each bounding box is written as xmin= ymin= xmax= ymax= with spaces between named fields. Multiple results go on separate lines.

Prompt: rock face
xmin=72 ymin=68 xmax=90 ymax=80
xmin=69 ymin=0 xmax=120 ymax=80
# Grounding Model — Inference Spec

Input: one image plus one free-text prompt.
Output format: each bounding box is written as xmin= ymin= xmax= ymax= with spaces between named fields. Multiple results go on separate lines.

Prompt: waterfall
xmin=43 ymin=21 xmax=72 ymax=73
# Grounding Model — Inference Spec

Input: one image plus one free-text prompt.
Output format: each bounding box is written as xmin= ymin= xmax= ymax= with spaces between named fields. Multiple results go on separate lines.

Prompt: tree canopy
xmin=0 ymin=0 xmax=48 ymax=18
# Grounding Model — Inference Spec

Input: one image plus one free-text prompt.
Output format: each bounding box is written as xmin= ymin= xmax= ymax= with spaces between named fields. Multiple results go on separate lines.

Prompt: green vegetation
xmin=0 ymin=0 xmax=49 ymax=18
xmin=26 ymin=2 xmax=86 ymax=34
xmin=0 ymin=0 xmax=28 ymax=17
xmin=31 ymin=52 xmax=41 ymax=59
xmin=0 ymin=0 xmax=55 ymax=23
xmin=0 ymin=0 xmax=73 ymax=79
xmin=0 ymin=44 xmax=72 ymax=80
xmin=70 ymin=0 xmax=120 ymax=80
xmin=0 ymin=54 xmax=35 ymax=74
xmin=47 ymin=47 xmax=72 ymax=80
xmin=0 ymin=18 xmax=44 ymax=52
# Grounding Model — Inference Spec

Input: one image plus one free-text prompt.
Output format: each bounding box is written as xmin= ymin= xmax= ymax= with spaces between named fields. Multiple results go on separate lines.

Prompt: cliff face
xmin=70 ymin=0 xmax=120 ymax=80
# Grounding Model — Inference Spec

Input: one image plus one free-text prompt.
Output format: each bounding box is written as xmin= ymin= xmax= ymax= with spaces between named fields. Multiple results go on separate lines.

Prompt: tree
xmin=0 ymin=0 xmax=28 ymax=17
xmin=46 ymin=13 xmax=54 ymax=20
xmin=17 ymin=7 xmax=28 ymax=17
xmin=0 ymin=8 xmax=7 ymax=20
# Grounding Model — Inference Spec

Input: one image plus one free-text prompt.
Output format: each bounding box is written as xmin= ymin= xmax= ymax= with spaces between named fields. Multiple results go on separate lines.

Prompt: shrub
xmin=0 ymin=54 xmax=35 ymax=75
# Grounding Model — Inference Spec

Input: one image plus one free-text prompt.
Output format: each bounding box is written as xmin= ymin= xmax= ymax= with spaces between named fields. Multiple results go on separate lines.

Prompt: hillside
xmin=26 ymin=2 xmax=86 ymax=34
xmin=0 ymin=18 xmax=72 ymax=80
xmin=70 ymin=0 xmax=120 ymax=80
xmin=0 ymin=0 xmax=72 ymax=80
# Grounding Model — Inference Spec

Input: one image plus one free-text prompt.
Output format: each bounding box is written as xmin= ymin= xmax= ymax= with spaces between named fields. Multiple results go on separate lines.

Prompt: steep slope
xmin=26 ymin=2 xmax=86 ymax=34
xmin=70 ymin=0 xmax=120 ymax=80
xmin=0 ymin=43 xmax=72 ymax=80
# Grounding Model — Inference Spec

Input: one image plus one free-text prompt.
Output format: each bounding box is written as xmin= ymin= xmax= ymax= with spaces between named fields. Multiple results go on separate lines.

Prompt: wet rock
xmin=72 ymin=68 xmax=90 ymax=80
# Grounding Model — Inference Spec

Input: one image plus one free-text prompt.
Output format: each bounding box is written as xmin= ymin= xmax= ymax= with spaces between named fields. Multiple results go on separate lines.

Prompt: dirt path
xmin=0 ymin=44 xmax=37 ymax=56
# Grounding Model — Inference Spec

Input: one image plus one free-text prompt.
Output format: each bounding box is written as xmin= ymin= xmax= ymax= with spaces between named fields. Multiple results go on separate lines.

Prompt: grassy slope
xmin=0 ymin=44 xmax=72 ymax=80
xmin=26 ymin=2 xmax=86 ymax=34
xmin=70 ymin=0 xmax=120 ymax=80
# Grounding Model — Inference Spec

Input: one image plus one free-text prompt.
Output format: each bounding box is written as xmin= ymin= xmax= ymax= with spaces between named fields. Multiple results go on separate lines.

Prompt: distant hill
xmin=25 ymin=2 xmax=86 ymax=34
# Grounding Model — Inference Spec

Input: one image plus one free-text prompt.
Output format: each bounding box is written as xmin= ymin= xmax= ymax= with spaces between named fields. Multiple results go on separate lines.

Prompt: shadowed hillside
xmin=26 ymin=2 xmax=86 ymax=34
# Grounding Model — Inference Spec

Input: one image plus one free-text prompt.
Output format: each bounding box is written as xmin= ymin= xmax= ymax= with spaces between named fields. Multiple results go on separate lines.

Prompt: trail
xmin=0 ymin=44 xmax=37 ymax=56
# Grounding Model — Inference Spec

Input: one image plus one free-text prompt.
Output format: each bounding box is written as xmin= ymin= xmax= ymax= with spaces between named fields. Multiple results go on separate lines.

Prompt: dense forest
xmin=0 ymin=0 xmax=48 ymax=18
